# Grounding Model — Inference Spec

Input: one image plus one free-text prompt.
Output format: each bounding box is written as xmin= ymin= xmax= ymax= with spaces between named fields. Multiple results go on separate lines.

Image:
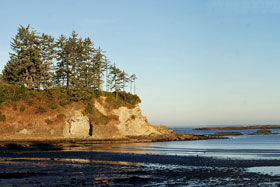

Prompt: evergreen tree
xmin=119 ymin=70 xmax=128 ymax=92
xmin=2 ymin=25 xmax=138 ymax=98
xmin=56 ymin=32 xmax=81 ymax=89
xmin=55 ymin=34 xmax=68 ymax=87
xmin=7 ymin=25 xmax=42 ymax=89
xmin=104 ymin=57 xmax=111 ymax=92
xmin=79 ymin=37 xmax=95 ymax=88
xmin=109 ymin=64 xmax=122 ymax=99
xmin=67 ymin=31 xmax=79 ymax=88
xmin=2 ymin=60 xmax=20 ymax=84
xmin=39 ymin=33 xmax=56 ymax=89
xmin=130 ymin=74 xmax=137 ymax=95
xmin=92 ymin=47 xmax=106 ymax=91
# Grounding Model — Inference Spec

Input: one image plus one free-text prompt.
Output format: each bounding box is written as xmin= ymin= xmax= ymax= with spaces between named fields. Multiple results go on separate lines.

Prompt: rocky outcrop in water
xmin=211 ymin=132 xmax=243 ymax=136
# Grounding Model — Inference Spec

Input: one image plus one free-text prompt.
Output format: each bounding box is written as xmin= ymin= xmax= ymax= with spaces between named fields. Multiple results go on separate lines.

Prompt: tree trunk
xmin=134 ymin=81 xmax=136 ymax=95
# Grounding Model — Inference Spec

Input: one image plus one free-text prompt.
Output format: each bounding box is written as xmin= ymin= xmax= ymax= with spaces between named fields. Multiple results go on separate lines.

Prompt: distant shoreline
xmin=194 ymin=125 xmax=280 ymax=130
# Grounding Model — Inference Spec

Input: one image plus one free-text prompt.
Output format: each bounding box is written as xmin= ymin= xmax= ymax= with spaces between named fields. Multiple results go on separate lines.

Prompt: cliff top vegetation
xmin=0 ymin=25 xmax=140 ymax=113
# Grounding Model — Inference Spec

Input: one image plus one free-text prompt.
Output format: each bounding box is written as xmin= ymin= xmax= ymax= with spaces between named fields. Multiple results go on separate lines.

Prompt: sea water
xmin=67 ymin=127 xmax=280 ymax=160
xmin=148 ymin=128 xmax=280 ymax=159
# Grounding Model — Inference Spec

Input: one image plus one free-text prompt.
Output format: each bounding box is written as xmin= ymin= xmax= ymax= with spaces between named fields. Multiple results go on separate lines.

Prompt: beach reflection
xmin=61 ymin=142 xmax=156 ymax=154
xmin=0 ymin=155 xmax=144 ymax=186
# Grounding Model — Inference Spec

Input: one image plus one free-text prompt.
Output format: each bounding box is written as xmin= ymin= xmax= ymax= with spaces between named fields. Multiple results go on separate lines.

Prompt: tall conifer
xmin=8 ymin=25 xmax=42 ymax=89
xmin=39 ymin=33 xmax=56 ymax=89
xmin=92 ymin=47 xmax=106 ymax=91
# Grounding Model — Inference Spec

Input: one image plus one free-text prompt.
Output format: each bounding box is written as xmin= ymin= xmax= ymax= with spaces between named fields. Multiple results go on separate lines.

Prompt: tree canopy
xmin=1 ymin=25 xmax=137 ymax=96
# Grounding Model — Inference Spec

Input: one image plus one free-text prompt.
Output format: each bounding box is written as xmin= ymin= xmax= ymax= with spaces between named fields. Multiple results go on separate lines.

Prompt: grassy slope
xmin=0 ymin=80 xmax=141 ymax=125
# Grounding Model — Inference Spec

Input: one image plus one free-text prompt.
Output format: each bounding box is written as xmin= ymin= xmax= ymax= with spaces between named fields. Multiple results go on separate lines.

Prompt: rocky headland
xmin=0 ymin=26 xmax=224 ymax=144
xmin=0 ymin=86 xmax=218 ymax=143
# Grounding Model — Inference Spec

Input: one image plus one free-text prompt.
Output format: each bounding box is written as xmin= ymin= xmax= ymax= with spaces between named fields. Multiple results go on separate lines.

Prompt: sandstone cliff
xmin=0 ymin=97 xmax=211 ymax=142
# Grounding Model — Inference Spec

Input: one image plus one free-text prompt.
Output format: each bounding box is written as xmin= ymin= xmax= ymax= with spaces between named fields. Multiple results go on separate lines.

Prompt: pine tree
xmin=67 ymin=31 xmax=79 ymax=88
xmin=104 ymin=57 xmax=111 ymax=92
xmin=109 ymin=64 xmax=122 ymax=99
xmin=2 ymin=60 xmax=20 ymax=84
xmin=130 ymin=74 xmax=137 ymax=95
xmin=55 ymin=34 xmax=68 ymax=87
xmin=2 ymin=25 xmax=138 ymax=98
xmin=79 ymin=37 xmax=95 ymax=88
xmin=92 ymin=47 xmax=106 ymax=91
xmin=119 ymin=70 xmax=128 ymax=92
xmin=39 ymin=33 xmax=56 ymax=89
xmin=8 ymin=25 xmax=42 ymax=89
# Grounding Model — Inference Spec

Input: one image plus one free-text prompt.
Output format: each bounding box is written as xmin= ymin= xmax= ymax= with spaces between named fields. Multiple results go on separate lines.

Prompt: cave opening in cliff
xmin=89 ymin=122 xmax=93 ymax=136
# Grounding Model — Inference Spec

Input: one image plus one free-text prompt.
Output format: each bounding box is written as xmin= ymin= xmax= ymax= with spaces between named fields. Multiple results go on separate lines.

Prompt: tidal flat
xmin=0 ymin=145 xmax=280 ymax=186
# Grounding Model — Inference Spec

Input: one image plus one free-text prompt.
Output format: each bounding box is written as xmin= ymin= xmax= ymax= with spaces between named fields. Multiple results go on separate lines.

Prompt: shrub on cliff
xmin=36 ymin=106 xmax=47 ymax=114
xmin=20 ymin=105 xmax=25 ymax=112
xmin=96 ymin=115 xmax=111 ymax=125
xmin=0 ymin=112 xmax=6 ymax=122
xmin=0 ymin=81 xmax=24 ymax=105
xmin=0 ymin=79 xmax=141 ymax=115
xmin=103 ymin=91 xmax=141 ymax=109
xmin=119 ymin=91 xmax=141 ymax=107
xmin=45 ymin=119 xmax=53 ymax=125
xmin=26 ymin=99 xmax=33 ymax=106
xmin=13 ymin=104 xmax=17 ymax=111
xmin=59 ymin=99 xmax=71 ymax=107
xmin=57 ymin=114 xmax=66 ymax=120
xmin=49 ymin=103 xmax=57 ymax=110
xmin=85 ymin=103 xmax=94 ymax=114
xmin=10 ymin=86 xmax=27 ymax=102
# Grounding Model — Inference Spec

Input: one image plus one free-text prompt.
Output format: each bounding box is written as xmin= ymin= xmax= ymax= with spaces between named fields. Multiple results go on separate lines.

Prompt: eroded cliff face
xmin=112 ymin=105 xmax=161 ymax=136
xmin=60 ymin=101 xmax=170 ymax=139
xmin=0 ymin=99 xmax=174 ymax=140
xmin=89 ymin=101 xmax=169 ymax=139
xmin=63 ymin=111 xmax=90 ymax=138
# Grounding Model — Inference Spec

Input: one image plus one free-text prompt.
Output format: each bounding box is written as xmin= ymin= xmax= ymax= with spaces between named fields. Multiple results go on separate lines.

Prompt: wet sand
xmin=0 ymin=147 xmax=280 ymax=186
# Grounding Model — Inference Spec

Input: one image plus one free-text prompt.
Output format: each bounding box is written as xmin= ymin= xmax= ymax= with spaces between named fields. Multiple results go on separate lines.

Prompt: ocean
xmin=149 ymin=127 xmax=280 ymax=159
xmin=69 ymin=127 xmax=280 ymax=160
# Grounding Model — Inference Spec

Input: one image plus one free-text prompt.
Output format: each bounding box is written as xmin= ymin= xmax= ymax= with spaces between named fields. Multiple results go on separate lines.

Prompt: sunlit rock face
xmin=64 ymin=111 xmax=90 ymax=138
xmin=112 ymin=104 xmax=161 ymax=136
xmin=91 ymin=101 xmax=171 ymax=139
xmin=0 ymin=98 xmax=173 ymax=140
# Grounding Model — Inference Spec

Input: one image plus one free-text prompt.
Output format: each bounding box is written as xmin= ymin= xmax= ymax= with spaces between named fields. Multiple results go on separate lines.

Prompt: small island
xmin=256 ymin=129 xmax=272 ymax=134
xmin=0 ymin=25 xmax=219 ymax=143
xmin=211 ymin=132 xmax=243 ymax=136
xmin=248 ymin=129 xmax=272 ymax=135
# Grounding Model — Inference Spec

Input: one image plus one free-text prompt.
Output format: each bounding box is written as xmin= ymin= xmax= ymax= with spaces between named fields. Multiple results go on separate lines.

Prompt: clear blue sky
xmin=1 ymin=0 xmax=280 ymax=127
